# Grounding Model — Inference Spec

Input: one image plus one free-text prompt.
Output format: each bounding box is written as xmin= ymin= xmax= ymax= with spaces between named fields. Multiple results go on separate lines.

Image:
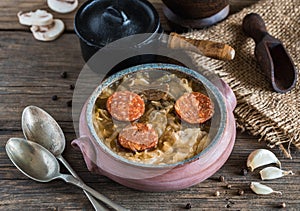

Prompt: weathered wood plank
xmin=0 ymin=32 xmax=82 ymax=133
xmin=1 ymin=1 xmax=300 ymax=209
xmin=1 ymin=31 xmax=299 ymax=210
xmin=0 ymin=0 xmax=259 ymax=31
xmin=1 ymin=175 xmax=299 ymax=211
xmin=1 ymin=129 xmax=299 ymax=210
xmin=0 ymin=0 xmax=82 ymax=31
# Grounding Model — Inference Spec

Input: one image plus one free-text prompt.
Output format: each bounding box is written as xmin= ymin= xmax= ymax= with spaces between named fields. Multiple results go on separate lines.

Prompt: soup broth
xmin=93 ymin=69 xmax=218 ymax=165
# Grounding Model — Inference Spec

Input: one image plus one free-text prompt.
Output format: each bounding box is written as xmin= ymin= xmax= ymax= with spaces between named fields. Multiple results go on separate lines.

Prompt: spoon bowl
xmin=6 ymin=138 xmax=62 ymax=182
xmin=22 ymin=105 xmax=112 ymax=210
xmin=6 ymin=137 xmax=129 ymax=211
xmin=22 ymin=106 xmax=65 ymax=157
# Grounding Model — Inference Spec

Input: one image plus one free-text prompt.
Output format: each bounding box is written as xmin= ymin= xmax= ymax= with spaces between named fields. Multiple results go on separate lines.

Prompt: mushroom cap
xmin=30 ymin=19 xmax=65 ymax=41
xmin=47 ymin=0 xmax=78 ymax=14
xmin=18 ymin=9 xmax=53 ymax=26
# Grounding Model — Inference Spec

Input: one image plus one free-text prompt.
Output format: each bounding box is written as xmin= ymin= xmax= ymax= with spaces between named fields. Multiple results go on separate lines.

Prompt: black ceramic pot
xmin=74 ymin=0 xmax=163 ymax=63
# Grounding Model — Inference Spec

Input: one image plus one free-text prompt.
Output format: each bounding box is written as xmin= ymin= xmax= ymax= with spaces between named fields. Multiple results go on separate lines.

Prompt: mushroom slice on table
xmin=47 ymin=0 xmax=78 ymax=13
xmin=30 ymin=19 xmax=65 ymax=41
xmin=17 ymin=9 xmax=53 ymax=26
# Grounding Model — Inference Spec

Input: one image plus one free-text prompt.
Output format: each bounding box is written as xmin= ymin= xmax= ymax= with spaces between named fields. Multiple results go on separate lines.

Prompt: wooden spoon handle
xmin=242 ymin=13 xmax=269 ymax=44
xmin=168 ymin=32 xmax=235 ymax=61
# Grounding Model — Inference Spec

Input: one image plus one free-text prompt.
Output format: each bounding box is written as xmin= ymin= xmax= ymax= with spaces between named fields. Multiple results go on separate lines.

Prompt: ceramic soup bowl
xmin=72 ymin=63 xmax=236 ymax=191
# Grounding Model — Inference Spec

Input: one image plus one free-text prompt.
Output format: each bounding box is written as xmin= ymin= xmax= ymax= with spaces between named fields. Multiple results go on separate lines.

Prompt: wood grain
xmin=0 ymin=0 xmax=259 ymax=31
xmin=1 ymin=0 xmax=299 ymax=210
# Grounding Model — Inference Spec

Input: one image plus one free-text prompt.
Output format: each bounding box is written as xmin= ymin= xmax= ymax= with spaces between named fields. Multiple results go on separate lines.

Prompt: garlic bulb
xmin=260 ymin=167 xmax=294 ymax=180
xmin=247 ymin=149 xmax=281 ymax=171
xmin=250 ymin=182 xmax=282 ymax=195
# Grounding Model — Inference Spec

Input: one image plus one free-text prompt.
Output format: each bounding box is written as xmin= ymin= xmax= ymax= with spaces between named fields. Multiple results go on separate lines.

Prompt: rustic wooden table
xmin=1 ymin=0 xmax=299 ymax=210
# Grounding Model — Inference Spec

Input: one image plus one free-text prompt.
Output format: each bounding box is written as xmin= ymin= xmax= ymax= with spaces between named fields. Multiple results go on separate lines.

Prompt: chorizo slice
xmin=106 ymin=91 xmax=145 ymax=121
xmin=175 ymin=92 xmax=214 ymax=124
xmin=118 ymin=123 xmax=158 ymax=152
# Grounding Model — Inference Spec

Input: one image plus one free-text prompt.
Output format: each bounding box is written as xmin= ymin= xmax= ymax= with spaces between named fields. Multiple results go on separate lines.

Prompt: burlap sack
xmin=186 ymin=0 xmax=299 ymax=158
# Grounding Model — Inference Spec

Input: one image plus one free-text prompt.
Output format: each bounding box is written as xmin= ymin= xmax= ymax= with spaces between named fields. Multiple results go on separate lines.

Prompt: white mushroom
xmin=47 ymin=0 xmax=78 ymax=14
xmin=30 ymin=19 xmax=65 ymax=41
xmin=17 ymin=9 xmax=53 ymax=26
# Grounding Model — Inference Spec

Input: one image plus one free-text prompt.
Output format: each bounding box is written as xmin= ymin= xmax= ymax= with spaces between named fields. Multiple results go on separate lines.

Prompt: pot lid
xmin=75 ymin=0 xmax=160 ymax=47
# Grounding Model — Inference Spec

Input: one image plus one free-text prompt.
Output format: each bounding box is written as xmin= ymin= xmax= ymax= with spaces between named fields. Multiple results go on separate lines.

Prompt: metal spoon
xmin=21 ymin=105 xmax=113 ymax=211
xmin=5 ymin=138 xmax=128 ymax=211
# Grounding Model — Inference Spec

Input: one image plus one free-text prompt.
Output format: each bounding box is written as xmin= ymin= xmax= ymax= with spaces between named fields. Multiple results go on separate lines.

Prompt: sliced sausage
xmin=118 ymin=123 xmax=158 ymax=152
xmin=175 ymin=92 xmax=214 ymax=124
xmin=106 ymin=91 xmax=145 ymax=121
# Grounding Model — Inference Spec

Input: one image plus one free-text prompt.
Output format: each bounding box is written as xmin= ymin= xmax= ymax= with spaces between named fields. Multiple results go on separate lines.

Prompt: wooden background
xmin=0 ymin=0 xmax=299 ymax=210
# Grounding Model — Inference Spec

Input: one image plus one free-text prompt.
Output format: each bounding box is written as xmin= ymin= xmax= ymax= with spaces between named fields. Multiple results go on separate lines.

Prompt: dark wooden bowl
xmin=162 ymin=0 xmax=229 ymax=19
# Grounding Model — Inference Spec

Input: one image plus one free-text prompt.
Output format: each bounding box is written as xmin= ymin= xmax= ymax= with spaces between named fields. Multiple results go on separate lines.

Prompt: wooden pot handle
xmin=168 ymin=32 xmax=235 ymax=61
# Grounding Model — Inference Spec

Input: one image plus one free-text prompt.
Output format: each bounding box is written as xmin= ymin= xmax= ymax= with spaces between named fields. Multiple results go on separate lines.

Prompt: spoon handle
xmin=59 ymin=173 xmax=129 ymax=211
xmin=242 ymin=13 xmax=269 ymax=44
xmin=57 ymin=155 xmax=108 ymax=211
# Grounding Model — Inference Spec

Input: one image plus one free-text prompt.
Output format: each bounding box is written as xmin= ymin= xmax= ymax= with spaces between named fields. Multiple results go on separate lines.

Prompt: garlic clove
xmin=260 ymin=167 xmax=294 ymax=180
xmin=47 ymin=0 xmax=78 ymax=14
xmin=247 ymin=149 xmax=281 ymax=171
xmin=250 ymin=182 xmax=282 ymax=195
xmin=18 ymin=9 xmax=53 ymax=26
xmin=30 ymin=19 xmax=65 ymax=41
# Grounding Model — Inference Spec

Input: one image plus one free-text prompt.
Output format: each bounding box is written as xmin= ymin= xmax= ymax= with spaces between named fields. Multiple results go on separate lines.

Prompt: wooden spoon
xmin=243 ymin=13 xmax=297 ymax=93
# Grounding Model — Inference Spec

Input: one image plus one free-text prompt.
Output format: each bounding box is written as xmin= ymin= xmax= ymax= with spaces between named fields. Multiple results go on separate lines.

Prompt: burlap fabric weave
xmin=185 ymin=0 xmax=299 ymax=158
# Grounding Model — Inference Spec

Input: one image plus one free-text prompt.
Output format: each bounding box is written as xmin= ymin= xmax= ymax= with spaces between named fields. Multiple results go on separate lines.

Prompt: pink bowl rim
xmin=85 ymin=63 xmax=228 ymax=168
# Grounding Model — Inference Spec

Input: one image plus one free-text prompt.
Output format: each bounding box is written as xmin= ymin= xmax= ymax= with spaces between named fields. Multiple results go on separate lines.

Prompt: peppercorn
xmin=60 ymin=71 xmax=67 ymax=78
xmin=185 ymin=203 xmax=192 ymax=209
xmin=69 ymin=84 xmax=75 ymax=90
xmin=241 ymin=169 xmax=248 ymax=176
xmin=67 ymin=100 xmax=72 ymax=107
xmin=52 ymin=95 xmax=58 ymax=101
xmin=238 ymin=189 xmax=244 ymax=196
xmin=280 ymin=202 xmax=286 ymax=208
xmin=219 ymin=176 xmax=225 ymax=182
xmin=214 ymin=191 xmax=220 ymax=197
